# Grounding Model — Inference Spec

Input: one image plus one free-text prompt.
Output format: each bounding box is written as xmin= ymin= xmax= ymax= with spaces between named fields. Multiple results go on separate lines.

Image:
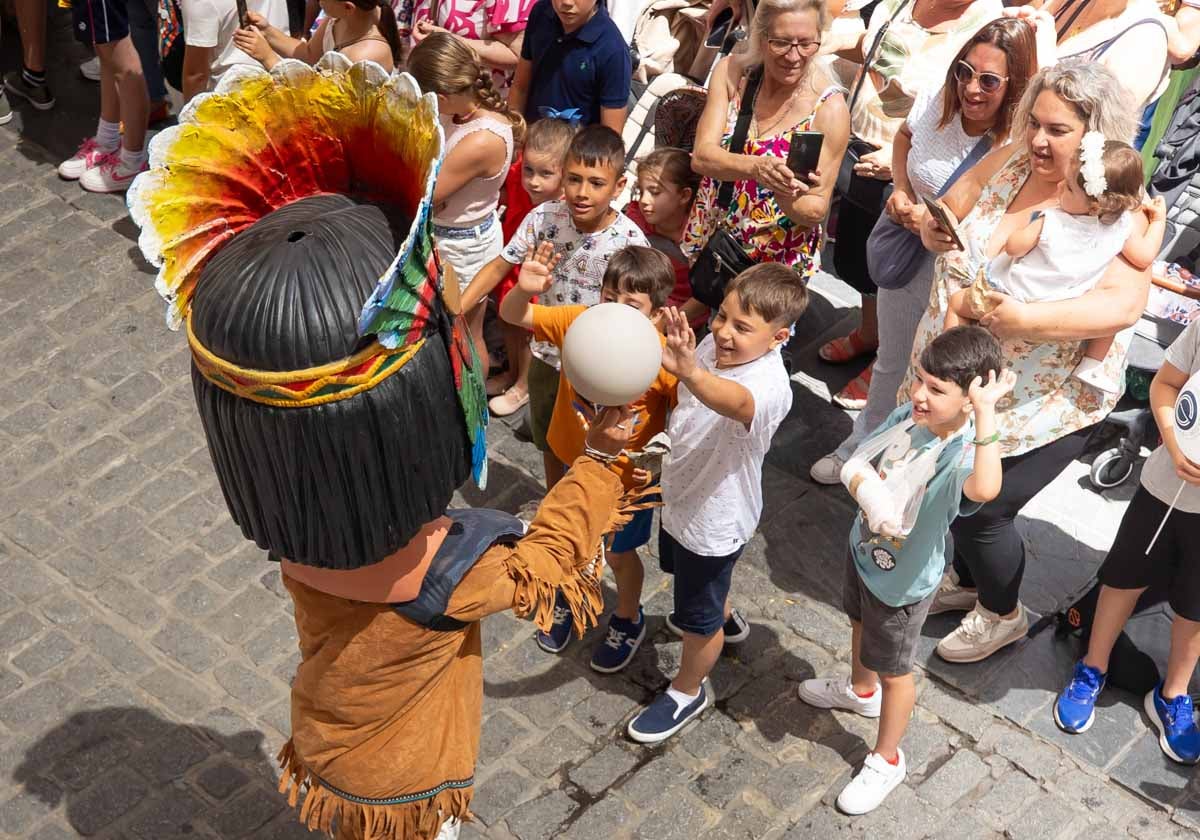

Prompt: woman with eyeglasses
xmin=812 ymin=18 xmax=1037 ymax=485
xmin=819 ymin=0 xmax=1002 ymax=410
xmin=681 ymin=0 xmax=852 ymax=296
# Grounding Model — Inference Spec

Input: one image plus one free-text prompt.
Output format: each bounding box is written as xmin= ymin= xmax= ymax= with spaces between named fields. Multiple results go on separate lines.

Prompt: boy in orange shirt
xmin=501 ymin=242 xmax=676 ymax=672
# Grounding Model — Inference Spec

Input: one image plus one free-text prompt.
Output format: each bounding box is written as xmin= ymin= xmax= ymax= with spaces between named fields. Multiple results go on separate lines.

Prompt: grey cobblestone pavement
xmin=4 ymin=20 xmax=1200 ymax=837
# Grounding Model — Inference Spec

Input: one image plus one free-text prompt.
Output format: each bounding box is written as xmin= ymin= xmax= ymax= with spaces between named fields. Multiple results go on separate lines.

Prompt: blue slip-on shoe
xmin=1054 ymin=660 xmax=1106 ymax=734
xmin=534 ymin=590 xmax=574 ymax=654
xmin=590 ymin=608 xmax=646 ymax=673
xmin=1145 ymin=683 xmax=1200 ymax=765
xmin=628 ymin=680 xmax=711 ymax=744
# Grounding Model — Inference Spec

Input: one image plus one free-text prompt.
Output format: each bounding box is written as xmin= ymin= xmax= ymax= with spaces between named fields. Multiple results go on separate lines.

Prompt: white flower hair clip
xmin=1079 ymin=130 xmax=1108 ymax=198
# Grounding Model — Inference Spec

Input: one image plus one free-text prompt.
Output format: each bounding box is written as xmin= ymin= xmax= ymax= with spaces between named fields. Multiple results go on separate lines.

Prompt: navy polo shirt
xmin=520 ymin=0 xmax=631 ymax=126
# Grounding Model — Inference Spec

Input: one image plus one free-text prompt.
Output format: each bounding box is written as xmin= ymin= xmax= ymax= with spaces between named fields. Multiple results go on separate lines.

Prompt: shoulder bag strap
xmin=848 ymin=0 xmax=915 ymax=112
xmin=1093 ymin=17 xmax=1168 ymax=59
xmin=934 ymin=133 xmax=994 ymax=198
xmin=715 ymin=65 xmax=765 ymax=212
xmin=1054 ymin=0 xmax=1094 ymax=42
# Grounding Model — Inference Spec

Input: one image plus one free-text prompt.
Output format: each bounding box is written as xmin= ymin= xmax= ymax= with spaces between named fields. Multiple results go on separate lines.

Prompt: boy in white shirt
xmin=627 ymin=263 xmax=805 ymax=744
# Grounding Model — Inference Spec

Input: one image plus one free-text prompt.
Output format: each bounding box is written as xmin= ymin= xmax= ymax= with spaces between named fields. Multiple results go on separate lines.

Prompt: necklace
xmin=752 ymin=77 xmax=809 ymax=138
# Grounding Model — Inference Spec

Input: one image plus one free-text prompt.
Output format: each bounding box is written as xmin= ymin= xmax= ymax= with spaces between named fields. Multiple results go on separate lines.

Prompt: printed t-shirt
xmin=501 ymin=200 xmax=649 ymax=368
xmin=849 ymin=404 xmax=979 ymax=607
xmin=661 ymin=333 xmax=793 ymax=556
xmin=532 ymin=304 xmax=676 ymax=489
xmin=1141 ymin=318 xmax=1200 ymax=513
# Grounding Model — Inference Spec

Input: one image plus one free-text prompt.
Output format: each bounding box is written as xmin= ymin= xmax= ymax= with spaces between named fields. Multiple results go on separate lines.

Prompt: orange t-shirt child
xmin=533 ymin=303 xmax=675 ymax=550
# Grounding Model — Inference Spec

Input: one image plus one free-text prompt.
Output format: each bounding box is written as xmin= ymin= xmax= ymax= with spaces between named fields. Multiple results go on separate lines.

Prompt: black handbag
xmin=835 ymin=0 xmax=913 ymax=213
xmin=689 ymin=66 xmax=764 ymax=309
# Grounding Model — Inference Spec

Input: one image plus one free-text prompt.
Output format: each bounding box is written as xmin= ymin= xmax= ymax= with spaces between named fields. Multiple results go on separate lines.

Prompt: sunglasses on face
xmin=953 ymin=61 xmax=1008 ymax=94
xmin=766 ymin=38 xmax=821 ymax=57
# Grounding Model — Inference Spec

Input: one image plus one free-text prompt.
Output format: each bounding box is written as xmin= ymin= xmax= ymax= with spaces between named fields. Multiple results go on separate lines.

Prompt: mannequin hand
xmin=583 ymin=405 xmax=637 ymax=458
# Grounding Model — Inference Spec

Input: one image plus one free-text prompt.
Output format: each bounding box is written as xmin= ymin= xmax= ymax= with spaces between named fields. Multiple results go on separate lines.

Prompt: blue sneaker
xmin=1054 ymin=660 xmax=1106 ymax=734
xmin=589 ymin=608 xmax=646 ymax=673
xmin=534 ymin=591 xmax=573 ymax=654
xmin=1145 ymin=683 xmax=1200 ymax=765
xmin=628 ymin=680 xmax=711 ymax=744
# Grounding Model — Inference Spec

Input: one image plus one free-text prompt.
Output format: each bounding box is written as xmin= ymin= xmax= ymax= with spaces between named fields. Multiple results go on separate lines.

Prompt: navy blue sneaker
xmin=628 ymin=680 xmax=711 ymax=744
xmin=1145 ymin=683 xmax=1200 ymax=765
xmin=589 ymin=608 xmax=646 ymax=673
xmin=1054 ymin=660 xmax=1106 ymax=734
xmin=534 ymin=590 xmax=573 ymax=654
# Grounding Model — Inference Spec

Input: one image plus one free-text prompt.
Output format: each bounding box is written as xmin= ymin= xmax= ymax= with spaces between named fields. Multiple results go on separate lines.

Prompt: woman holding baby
xmin=890 ymin=61 xmax=1164 ymax=665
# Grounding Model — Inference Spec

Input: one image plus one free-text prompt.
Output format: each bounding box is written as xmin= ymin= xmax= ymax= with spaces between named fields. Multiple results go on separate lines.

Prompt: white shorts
xmin=433 ymin=213 xmax=502 ymax=293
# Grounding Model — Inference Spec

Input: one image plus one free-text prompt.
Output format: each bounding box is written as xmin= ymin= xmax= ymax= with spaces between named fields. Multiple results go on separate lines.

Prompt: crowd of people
xmin=6 ymin=0 xmax=1200 ymax=824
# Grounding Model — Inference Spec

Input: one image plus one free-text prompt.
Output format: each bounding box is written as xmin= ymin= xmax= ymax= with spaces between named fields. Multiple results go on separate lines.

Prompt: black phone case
xmin=787 ymin=132 xmax=823 ymax=176
xmin=236 ymin=0 xmax=248 ymax=28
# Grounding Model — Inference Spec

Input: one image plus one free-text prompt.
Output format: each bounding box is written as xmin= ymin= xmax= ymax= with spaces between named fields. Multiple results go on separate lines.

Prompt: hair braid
xmin=474 ymin=66 xmax=526 ymax=145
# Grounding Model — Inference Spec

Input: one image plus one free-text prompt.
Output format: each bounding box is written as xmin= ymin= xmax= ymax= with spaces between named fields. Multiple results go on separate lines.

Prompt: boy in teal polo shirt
xmin=799 ymin=326 xmax=1014 ymax=816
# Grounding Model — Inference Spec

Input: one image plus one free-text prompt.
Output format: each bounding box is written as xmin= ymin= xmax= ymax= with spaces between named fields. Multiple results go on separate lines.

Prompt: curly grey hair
xmin=748 ymin=0 xmax=829 ymax=64
xmin=1011 ymin=60 xmax=1140 ymax=147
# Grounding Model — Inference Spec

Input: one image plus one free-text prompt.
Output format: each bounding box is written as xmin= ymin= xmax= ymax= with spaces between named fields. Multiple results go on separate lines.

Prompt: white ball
xmin=1174 ymin=370 xmax=1200 ymax=463
xmin=561 ymin=303 xmax=663 ymax=407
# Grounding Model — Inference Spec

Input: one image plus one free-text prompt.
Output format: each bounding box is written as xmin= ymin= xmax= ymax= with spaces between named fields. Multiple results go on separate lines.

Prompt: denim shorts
xmin=659 ymin=527 xmax=743 ymax=636
xmin=609 ymin=504 xmax=655 ymax=553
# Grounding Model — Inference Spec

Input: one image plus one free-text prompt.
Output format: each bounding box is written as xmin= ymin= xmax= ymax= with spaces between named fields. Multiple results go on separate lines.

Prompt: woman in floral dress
xmin=907 ymin=62 xmax=1161 ymax=665
xmin=683 ymin=0 xmax=851 ymax=316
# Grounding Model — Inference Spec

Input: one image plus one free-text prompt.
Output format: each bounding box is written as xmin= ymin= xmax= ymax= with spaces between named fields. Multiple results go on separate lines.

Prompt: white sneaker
xmin=80 ymin=56 xmax=102 ymax=81
xmin=928 ymin=568 xmax=978 ymax=615
xmin=936 ymin=603 xmax=1029 ymax=663
xmin=797 ymin=675 xmax=882 ymax=718
xmin=58 ymin=138 xmax=117 ymax=181
xmin=79 ymin=156 xmax=148 ymax=193
xmin=810 ymin=452 xmax=846 ymax=486
xmin=836 ymin=749 xmax=906 ymax=815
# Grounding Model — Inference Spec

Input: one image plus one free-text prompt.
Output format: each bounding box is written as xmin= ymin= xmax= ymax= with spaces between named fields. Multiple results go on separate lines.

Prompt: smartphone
xmin=786 ymin=131 xmax=823 ymax=178
xmin=922 ymin=197 xmax=965 ymax=251
xmin=236 ymin=0 xmax=248 ymax=28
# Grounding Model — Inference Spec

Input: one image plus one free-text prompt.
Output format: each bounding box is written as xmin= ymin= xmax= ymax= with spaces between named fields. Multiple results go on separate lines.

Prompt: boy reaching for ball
xmin=626 ymin=264 xmax=804 ymax=744
xmin=500 ymin=242 xmax=677 ymax=673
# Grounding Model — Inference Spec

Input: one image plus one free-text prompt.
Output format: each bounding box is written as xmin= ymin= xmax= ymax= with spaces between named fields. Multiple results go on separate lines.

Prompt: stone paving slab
xmin=2 ymin=19 xmax=1200 ymax=836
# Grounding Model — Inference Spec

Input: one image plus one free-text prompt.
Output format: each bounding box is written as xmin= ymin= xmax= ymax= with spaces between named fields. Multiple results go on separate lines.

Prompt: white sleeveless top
xmin=434 ymin=112 xmax=513 ymax=227
xmin=988 ymin=207 xmax=1132 ymax=304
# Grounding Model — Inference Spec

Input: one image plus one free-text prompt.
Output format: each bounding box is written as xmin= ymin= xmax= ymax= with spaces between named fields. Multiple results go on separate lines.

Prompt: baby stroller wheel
xmin=1089 ymin=447 xmax=1134 ymax=489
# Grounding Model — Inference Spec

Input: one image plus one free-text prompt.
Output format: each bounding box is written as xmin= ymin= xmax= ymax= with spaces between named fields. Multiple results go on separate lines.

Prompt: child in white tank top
xmin=947 ymin=135 xmax=1166 ymax=393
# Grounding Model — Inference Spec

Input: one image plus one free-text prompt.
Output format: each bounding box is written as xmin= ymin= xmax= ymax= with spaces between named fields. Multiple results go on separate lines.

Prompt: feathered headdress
xmin=128 ymin=54 xmax=488 ymax=488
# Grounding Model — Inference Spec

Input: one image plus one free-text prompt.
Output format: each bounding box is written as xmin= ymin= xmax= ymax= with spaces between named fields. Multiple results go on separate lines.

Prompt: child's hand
xmin=517 ymin=241 xmax=559 ymax=295
xmin=967 ymin=368 xmax=1017 ymax=410
xmin=631 ymin=467 xmax=651 ymax=487
xmin=233 ymin=26 xmax=274 ymax=62
xmin=1143 ymin=195 xmax=1167 ymax=225
xmin=243 ymin=10 xmax=267 ymax=28
xmin=1171 ymin=445 xmax=1200 ymax=486
xmin=660 ymin=307 xmax=698 ymax=379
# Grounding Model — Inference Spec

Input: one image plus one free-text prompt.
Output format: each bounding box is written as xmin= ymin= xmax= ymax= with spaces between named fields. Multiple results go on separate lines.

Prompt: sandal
xmin=833 ymin=364 xmax=873 ymax=410
xmin=819 ymin=329 xmax=878 ymax=364
xmin=489 ymin=387 xmax=530 ymax=417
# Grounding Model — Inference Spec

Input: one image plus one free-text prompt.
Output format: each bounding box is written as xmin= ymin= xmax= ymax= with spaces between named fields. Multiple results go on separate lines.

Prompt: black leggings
xmin=951 ymin=426 xmax=1095 ymax=614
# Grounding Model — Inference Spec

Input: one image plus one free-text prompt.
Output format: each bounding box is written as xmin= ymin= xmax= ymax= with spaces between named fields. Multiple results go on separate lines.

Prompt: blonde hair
xmin=1011 ymin=61 xmax=1139 ymax=151
xmin=408 ymin=32 xmax=527 ymax=145
xmin=748 ymin=0 xmax=828 ymax=65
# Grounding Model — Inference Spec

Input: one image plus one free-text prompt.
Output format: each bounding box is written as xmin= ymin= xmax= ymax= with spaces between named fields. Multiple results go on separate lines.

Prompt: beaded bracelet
xmin=972 ymin=431 xmax=1001 ymax=446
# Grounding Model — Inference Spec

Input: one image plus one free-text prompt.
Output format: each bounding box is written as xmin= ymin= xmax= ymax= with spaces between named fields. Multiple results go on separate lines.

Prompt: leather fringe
xmin=277 ymin=741 xmax=473 ymax=839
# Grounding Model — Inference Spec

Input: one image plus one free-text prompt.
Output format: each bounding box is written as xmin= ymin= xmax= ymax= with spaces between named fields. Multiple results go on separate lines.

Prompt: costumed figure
xmin=128 ymin=53 xmax=650 ymax=839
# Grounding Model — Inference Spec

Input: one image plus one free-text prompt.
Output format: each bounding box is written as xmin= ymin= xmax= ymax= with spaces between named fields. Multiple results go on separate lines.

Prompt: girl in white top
xmin=947 ymin=134 xmax=1165 ymax=392
xmin=235 ymin=0 xmax=401 ymax=70
xmin=408 ymin=31 xmax=524 ymax=366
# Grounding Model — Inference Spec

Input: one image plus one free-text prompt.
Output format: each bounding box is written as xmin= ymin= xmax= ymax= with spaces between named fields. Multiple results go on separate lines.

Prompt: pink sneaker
xmin=58 ymin=139 xmax=117 ymax=181
xmin=79 ymin=156 xmax=148 ymax=193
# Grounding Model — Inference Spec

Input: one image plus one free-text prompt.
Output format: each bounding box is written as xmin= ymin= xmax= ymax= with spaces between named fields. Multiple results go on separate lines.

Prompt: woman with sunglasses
xmin=681 ymin=0 xmax=851 ymax=299
xmin=819 ymin=0 xmax=1002 ymax=410
xmin=812 ymin=17 xmax=1037 ymax=485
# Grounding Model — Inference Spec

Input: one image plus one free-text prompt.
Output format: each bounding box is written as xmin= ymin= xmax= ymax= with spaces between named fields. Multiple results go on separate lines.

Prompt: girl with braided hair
xmin=234 ymin=0 xmax=402 ymax=68
xmin=409 ymin=31 xmax=525 ymax=371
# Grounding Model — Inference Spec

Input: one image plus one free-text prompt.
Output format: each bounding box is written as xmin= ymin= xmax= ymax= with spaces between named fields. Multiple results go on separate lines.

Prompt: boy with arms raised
xmin=799 ymin=326 xmax=1014 ymax=814
xmin=627 ymin=264 xmax=804 ymax=743
xmin=501 ymin=243 xmax=676 ymax=672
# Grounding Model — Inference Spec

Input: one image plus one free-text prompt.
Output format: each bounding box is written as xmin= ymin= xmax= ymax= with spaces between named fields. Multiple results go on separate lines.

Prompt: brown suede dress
xmin=277 ymin=458 xmax=635 ymax=839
